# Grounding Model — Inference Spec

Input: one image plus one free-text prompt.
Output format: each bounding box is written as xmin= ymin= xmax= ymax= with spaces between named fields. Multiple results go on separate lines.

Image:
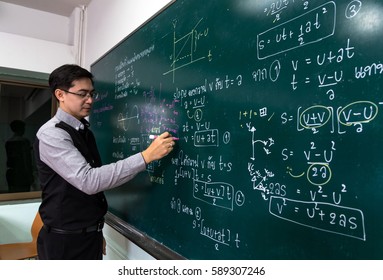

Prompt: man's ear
xmin=54 ymin=89 xmax=64 ymax=101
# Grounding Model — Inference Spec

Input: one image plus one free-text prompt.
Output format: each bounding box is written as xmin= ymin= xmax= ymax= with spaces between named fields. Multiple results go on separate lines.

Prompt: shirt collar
xmin=56 ymin=108 xmax=87 ymax=131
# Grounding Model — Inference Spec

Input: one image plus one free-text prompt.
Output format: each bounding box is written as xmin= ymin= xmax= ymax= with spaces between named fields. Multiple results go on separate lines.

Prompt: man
xmin=34 ymin=64 xmax=175 ymax=259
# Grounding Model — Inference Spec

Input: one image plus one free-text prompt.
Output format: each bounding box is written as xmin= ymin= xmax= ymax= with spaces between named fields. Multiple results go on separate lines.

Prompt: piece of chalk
xmin=149 ymin=135 xmax=179 ymax=140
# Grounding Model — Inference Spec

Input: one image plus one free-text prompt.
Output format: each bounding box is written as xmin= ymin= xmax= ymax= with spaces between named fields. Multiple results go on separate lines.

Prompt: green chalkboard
xmin=90 ymin=0 xmax=383 ymax=259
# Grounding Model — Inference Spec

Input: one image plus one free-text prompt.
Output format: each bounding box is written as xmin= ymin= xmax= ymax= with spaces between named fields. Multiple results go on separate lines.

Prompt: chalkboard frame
xmin=92 ymin=0 xmax=181 ymax=260
xmin=105 ymin=212 xmax=185 ymax=259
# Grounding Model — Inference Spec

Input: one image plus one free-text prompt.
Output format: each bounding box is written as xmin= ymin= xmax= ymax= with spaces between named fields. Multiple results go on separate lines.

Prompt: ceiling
xmin=1 ymin=0 xmax=92 ymax=17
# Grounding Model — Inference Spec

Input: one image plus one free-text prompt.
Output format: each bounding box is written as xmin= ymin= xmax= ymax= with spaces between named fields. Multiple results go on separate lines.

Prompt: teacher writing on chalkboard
xmin=34 ymin=64 xmax=175 ymax=260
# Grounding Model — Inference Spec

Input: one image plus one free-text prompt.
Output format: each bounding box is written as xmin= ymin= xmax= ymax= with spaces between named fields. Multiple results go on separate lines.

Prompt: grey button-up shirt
xmin=36 ymin=108 xmax=146 ymax=195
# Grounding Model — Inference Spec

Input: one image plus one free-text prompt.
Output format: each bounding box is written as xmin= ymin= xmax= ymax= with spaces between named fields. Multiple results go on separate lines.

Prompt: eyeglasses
xmin=61 ymin=89 xmax=98 ymax=99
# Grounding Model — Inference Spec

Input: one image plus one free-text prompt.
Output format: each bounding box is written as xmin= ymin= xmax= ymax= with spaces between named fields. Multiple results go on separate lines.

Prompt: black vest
xmin=34 ymin=121 xmax=107 ymax=230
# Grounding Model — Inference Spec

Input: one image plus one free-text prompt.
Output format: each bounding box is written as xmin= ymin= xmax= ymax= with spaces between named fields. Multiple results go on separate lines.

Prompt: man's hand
xmin=141 ymin=132 xmax=176 ymax=164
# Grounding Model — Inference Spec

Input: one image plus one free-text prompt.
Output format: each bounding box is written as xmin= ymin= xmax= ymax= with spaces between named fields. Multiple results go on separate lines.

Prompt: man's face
xmin=56 ymin=78 xmax=94 ymax=120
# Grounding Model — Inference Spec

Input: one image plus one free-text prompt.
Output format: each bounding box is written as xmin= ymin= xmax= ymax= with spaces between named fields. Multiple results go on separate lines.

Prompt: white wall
xmin=84 ymin=0 xmax=173 ymax=260
xmin=0 ymin=2 xmax=69 ymax=44
xmin=84 ymin=0 xmax=173 ymax=69
xmin=0 ymin=0 xmax=173 ymax=74
xmin=0 ymin=1 xmax=75 ymax=73
xmin=0 ymin=32 xmax=74 ymax=73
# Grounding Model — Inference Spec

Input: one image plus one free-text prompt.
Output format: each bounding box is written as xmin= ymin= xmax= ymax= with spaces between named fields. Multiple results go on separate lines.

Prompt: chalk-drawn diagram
xmin=163 ymin=18 xmax=212 ymax=82
xmin=117 ymin=104 xmax=139 ymax=131
xmin=246 ymin=123 xmax=274 ymax=161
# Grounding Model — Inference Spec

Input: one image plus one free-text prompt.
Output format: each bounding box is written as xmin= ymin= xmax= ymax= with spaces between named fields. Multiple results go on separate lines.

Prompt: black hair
xmin=48 ymin=64 xmax=94 ymax=94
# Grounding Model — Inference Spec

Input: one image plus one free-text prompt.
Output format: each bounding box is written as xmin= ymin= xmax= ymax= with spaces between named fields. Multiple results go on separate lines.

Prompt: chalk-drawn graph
xmin=163 ymin=18 xmax=211 ymax=82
